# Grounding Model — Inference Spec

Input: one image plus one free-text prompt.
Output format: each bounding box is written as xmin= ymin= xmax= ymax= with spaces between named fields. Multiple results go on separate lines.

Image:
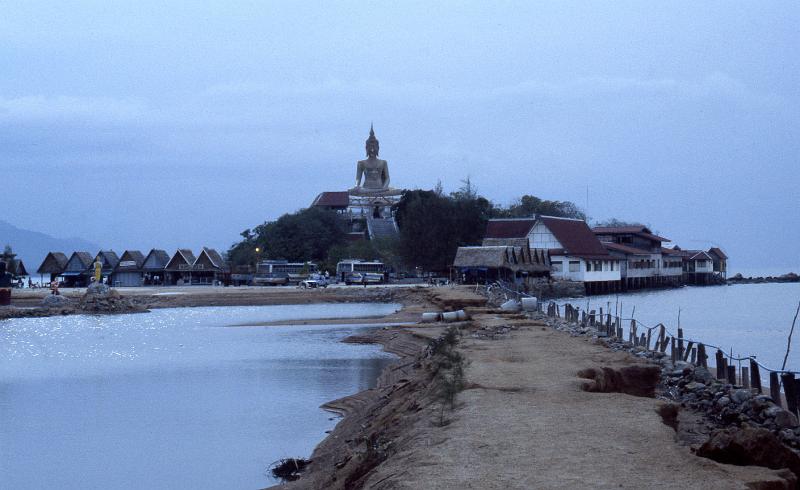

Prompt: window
xmin=610 ymin=261 xmax=615 ymax=271
xmin=569 ymin=261 xmax=580 ymax=272
xmin=551 ymin=261 xmax=563 ymax=272
xmin=586 ymin=261 xmax=592 ymax=272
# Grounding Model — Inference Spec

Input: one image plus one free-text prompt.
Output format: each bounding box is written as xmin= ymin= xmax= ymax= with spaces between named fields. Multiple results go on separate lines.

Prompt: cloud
xmin=203 ymin=72 xmax=781 ymax=107
xmin=0 ymin=95 xmax=148 ymax=123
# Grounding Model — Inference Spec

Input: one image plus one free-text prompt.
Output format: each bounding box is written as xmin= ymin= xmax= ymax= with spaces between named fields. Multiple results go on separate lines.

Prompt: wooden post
xmin=697 ymin=343 xmax=708 ymax=368
xmin=646 ymin=328 xmax=652 ymax=351
xmin=617 ymin=325 xmax=623 ymax=339
xmin=683 ymin=341 xmax=694 ymax=362
xmin=750 ymin=359 xmax=762 ymax=394
xmin=741 ymin=366 xmax=750 ymax=389
xmin=727 ymin=365 xmax=737 ymax=385
xmin=677 ymin=328 xmax=684 ymax=361
xmin=640 ymin=333 xmax=646 ymax=349
xmin=782 ymin=373 xmax=798 ymax=416
xmin=659 ymin=336 xmax=669 ymax=353
xmin=671 ymin=337 xmax=677 ymax=363
xmin=770 ymin=372 xmax=782 ymax=407
xmin=659 ymin=324 xmax=666 ymax=350
xmin=690 ymin=347 xmax=697 ymax=365
xmin=715 ymin=350 xmax=725 ymax=379
xmin=589 ymin=310 xmax=595 ymax=326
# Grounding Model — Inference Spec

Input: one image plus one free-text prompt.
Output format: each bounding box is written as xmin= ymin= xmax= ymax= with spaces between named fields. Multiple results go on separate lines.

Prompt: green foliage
xmin=227 ymin=208 xmax=346 ymax=265
xmin=497 ymin=194 xmax=586 ymax=220
xmin=593 ymin=218 xmax=645 ymax=228
xmin=394 ymin=189 xmax=492 ymax=272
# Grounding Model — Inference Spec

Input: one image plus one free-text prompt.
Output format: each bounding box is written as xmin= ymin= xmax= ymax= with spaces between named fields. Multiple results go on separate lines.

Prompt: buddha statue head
xmin=365 ymin=124 xmax=379 ymax=158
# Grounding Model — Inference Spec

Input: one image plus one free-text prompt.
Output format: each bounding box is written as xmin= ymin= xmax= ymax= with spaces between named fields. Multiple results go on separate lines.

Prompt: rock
xmin=692 ymin=367 xmax=713 ymax=384
xmin=765 ymin=406 xmax=784 ymax=419
xmin=717 ymin=396 xmax=731 ymax=408
xmin=685 ymin=382 xmax=706 ymax=391
xmin=731 ymin=389 xmax=752 ymax=404
xmin=697 ymin=425 xmax=800 ymax=482
xmin=87 ymin=282 xmax=110 ymax=295
xmin=42 ymin=295 xmax=71 ymax=307
xmin=775 ymin=410 xmax=799 ymax=430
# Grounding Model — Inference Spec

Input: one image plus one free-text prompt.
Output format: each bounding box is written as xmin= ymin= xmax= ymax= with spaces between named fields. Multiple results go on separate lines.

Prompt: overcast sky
xmin=2 ymin=1 xmax=798 ymax=272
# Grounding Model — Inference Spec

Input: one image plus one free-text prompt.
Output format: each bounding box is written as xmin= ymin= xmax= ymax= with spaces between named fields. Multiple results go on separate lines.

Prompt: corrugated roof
xmin=603 ymin=242 xmax=652 ymax=256
xmin=312 ymin=191 xmax=350 ymax=207
xmin=592 ymin=226 xmax=670 ymax=243
xmin=539 ymin=216 xmax=612 ymax=259
xmin=484 ymin=219 xmax=536 ymax=239
xmin=453 ymin=246 xmax=549 ymax=272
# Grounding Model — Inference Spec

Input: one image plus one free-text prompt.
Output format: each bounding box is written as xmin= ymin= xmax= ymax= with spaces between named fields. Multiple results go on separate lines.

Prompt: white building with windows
xmin=484 ymin=216 xmax=621 ymax=294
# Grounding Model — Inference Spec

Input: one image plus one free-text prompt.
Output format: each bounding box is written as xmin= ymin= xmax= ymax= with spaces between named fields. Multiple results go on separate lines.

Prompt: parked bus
xmin=253 ymin=260 xmax=318 ymax=286
xmin=336 ymin=259 xmax=385 ymax=285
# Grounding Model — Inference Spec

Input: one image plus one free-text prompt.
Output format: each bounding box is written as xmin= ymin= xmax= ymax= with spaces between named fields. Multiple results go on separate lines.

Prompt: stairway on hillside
xmin=366 ymin=217 xmax=399 ymax=240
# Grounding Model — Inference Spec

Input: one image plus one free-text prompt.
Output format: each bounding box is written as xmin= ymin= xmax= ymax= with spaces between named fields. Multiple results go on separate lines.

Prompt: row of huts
xmin=36 ymin=248 xmax=229 ymax=287
xmin=454 ymin=216 xmax=727 ymax=294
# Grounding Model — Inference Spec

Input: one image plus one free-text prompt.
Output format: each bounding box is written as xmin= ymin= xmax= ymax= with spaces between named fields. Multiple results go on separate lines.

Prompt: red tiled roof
xmin=539 ymin=216 xmax=612 ymax=259
xmin=312 ymin=191 xmax=350 ymax=208
xmin=484 ymin=219 xmax=536 ymax=239
xmin=603 ymin=242 xmax=651 ymax=256
xmin=592 ymin=226 xmax=670 ymax=243
xmin=708 ymin=247 xmax=728 ymax=260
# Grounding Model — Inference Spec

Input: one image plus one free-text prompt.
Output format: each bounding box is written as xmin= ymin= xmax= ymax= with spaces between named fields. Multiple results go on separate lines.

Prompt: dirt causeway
xmin=276 ymin=287 xmax=792 ymax=489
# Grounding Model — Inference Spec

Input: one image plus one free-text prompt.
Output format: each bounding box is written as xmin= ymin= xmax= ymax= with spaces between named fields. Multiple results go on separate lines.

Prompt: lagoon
xmin=0 ymin=303 xmax=399 ymax=489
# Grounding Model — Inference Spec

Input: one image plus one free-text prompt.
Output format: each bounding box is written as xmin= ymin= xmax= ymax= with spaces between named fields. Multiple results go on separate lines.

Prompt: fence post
xmin=646 ymin=328 xmax=652 ymax=352
xmin=770 ymin=372 xmax=782 ymax=407
xmin=782 ymin=373 xmax=798 ymax=416
xmin=715 ymin=350 xmax=725 ymax=379
xmin=750 ymin=359 xmax=762 ymax=394
xmin=677 ymin=328 xmax=684 ymax=361
xmin=670 ymin=337 xmax=677 ymax=364
xmin=683 ymin=342 xmax=694 ymax=362
xmin=741 ymin=366 xmax=750 ymax=389
xmin=726 ymin=365 xmax=737 ymax=385
xmin=697 ymin=344 xmax=708 ymax=368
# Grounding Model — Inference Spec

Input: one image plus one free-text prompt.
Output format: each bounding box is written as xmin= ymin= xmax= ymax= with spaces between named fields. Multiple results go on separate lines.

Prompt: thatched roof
xmin=65 ymin=252 xmax=93 ymax=272
xmin=142 ymin=249 xmax=170 ymax=270
xmin=194 ymin=247 xmax=227 ymax=271
xmin=95 ymin=250 xmax=120 ymax=270
xmin=454 ymin=245 xmax=549 ymax=273
xmin=37 ymin=252 xmax=68 ymax=274
xmin=115 ymin=250 xmax=146 ymax=271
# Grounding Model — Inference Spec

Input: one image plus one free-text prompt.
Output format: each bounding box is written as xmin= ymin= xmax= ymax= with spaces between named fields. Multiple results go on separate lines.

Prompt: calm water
xmin=557 ymin=283 xmax=800 ymax=371
xmin=0 ymin=303 xmax=399 ymax=489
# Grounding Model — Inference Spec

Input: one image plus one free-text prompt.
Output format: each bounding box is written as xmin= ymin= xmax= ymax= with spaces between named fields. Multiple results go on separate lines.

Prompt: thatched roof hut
xmin=37 ymin=252 xmax=68 ymax=277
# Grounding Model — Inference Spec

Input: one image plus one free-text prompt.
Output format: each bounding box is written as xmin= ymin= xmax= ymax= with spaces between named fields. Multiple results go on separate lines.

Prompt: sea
xmin=0 ymin=303 xmax=399 ymax=489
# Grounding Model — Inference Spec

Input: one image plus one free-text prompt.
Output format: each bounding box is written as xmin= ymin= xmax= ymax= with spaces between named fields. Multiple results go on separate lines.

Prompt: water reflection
xmin=0 ymin=304 xmax=398 ymax=489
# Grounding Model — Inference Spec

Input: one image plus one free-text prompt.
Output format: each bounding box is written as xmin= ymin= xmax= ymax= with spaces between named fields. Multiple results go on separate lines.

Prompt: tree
xmin=394 ymin=188 xmax=492 ymax=272
xmin=593 ymin=218 xmax=645 ymax=228
xmin=498 ymin=194 xmax=586 ymax=220
xmin=227 ymin=207 xmax=346 ymax=265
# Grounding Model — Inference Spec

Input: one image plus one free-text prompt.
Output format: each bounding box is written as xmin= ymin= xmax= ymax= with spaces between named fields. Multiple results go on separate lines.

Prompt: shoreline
xmin=272 ymin=286 xmax=796 ymax=489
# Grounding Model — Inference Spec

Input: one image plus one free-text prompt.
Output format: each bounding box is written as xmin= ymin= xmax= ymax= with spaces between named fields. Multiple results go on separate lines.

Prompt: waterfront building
xmin=62 ymin=251 xmax=94 ymax=287
xmin=36 ymin=252 xmax=68 ymax=283
xmin=707 ymin=247 xmax=728 ymax=279
xmin=142 ymin=249 xmax=170 ymax=285
xmin=312 ymin=126 xmax=403 ymax=241
xmin=94 ymin=250 xmax=120 ymax=283
xmin=164 ymin=249 xmax=197 ymax=286
xmin=674 ymin=247 xmax=717 ymax=284
xmin=453 ymin=244 xmax=549 ymax=285
xmin=112 ymin=250 xmax=146 ymax=287
xmin=592 ymin=226 xmax=675 ymax=289
xmin=192 ymin=247 xmax=227 ymax=285
xmin=484 ymin=216 xmax=621 ymax=294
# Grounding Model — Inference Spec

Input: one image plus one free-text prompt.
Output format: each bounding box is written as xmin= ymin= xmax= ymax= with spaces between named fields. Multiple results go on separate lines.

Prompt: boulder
xmin=775 ymin=410 xmax=799 ymax=430
xmin=732 ymin=389 xmax=752 ymax=405
xmin=697 ymin=425 xmax=800 ymax=482
xmin=42 ymin=295 xmax=71 ymax=307
xmin=693 ymin=367 xmax=714 ymax=384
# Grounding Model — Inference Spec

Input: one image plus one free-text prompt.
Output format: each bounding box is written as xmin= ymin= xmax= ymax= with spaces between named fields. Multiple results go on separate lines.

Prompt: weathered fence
xmin=544 ymin=301 xmax=799 ymax=416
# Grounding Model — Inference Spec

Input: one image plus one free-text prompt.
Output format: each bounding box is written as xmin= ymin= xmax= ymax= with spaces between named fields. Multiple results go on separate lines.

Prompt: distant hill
xmin=0 ymin=220 xmax=100 ymax=275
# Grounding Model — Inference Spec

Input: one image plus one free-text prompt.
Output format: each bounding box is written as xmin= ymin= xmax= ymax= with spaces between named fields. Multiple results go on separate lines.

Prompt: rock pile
xmin=78 ymin=288 xmax=147 ymax=314
xmin=663 ymin=365 xmax=800 ymax=448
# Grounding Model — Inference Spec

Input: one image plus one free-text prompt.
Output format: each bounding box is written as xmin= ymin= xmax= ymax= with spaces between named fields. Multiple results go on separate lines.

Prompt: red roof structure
xmin=603 ymin=242 xmax=651 ymax=255
xmin=484 ymin=219 xmax=536 ymax=239
xmin=592 ymin=225 xmax=670 ymax=243
xmin=708 ymin=247 xmax=728 ymax=260
xmin=539 ymin=216 xmax=612 ymax=259
xmin=312 ymin=191 xmax=350 ymax=208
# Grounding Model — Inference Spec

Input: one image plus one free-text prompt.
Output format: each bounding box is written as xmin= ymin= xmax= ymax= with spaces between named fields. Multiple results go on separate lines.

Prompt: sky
xmin=2 ymin=1 xmax=798 ymax=272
